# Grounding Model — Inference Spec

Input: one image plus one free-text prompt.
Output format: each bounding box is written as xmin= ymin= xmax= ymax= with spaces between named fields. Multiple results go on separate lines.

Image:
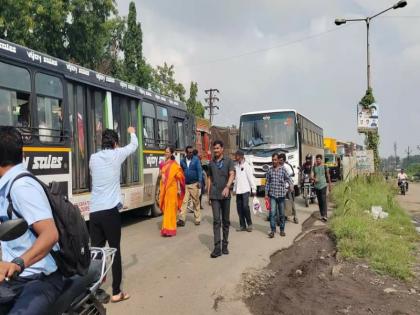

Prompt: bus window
xmin=93 ymin=91 xmax=104 ymax=152
xmin=0 ymin=62 xmax=30 ymax=128
xmin=36 ymin=73 xmax=63 ymax=143
xmin=129 ymin=99 xmax=139 ymax=183
xmin=174 ymin=120 xmax=185 ymax=149
xmin=156 ymin=106 xmax=169 ymax=148
xmin=142 ymin=102 xmax=155 ymax=147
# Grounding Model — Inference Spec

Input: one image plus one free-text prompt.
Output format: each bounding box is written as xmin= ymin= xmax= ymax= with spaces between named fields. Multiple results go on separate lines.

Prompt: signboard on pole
xmin=357 ymin=103 xmax=378 ymax=133
xmin=356 ymin=150 xmax=375 ymax=174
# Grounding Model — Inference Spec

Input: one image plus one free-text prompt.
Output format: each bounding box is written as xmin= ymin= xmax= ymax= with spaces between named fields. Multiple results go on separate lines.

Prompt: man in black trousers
xmin=207 ymin=140 xmax=235 ymax=258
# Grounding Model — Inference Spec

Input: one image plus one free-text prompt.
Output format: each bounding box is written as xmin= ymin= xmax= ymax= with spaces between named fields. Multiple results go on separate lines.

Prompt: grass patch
xmin=330 ymin=176 xmax=418 ymax=280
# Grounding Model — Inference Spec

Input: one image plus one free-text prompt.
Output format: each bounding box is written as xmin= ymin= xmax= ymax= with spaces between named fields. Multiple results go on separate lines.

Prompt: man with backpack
xmin=89 ymin=127 xmax=138 ymax=303
xmin=312 ymin=154 xmax=332 ymax=222
xmin=0 ymin=127 xmax=64 ymax=314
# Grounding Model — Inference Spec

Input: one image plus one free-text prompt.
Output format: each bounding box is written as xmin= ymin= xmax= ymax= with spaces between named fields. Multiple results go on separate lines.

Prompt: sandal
xmin=111 ymin=292 xmax=130 ymax=303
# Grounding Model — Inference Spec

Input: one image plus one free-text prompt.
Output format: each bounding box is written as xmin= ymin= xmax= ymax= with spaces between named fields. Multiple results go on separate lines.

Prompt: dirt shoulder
xmin=244 ymin=226 xmax=420 ymax=315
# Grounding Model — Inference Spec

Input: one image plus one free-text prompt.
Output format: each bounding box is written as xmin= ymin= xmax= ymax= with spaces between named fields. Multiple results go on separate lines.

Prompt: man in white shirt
xmin=89 ymin=127 xmax=138 ymax=303
xmin=284 ymin=161 xmax=298 ymax=224
xmin=233 ymin=150 xmax=256 ymax=232
xmin=397 ymin=169 xmax=409 ymax=191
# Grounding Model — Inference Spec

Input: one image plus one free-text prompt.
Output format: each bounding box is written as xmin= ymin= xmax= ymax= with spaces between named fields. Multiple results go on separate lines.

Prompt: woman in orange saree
xmin=159 ymin=147 xmax=185 ymax=236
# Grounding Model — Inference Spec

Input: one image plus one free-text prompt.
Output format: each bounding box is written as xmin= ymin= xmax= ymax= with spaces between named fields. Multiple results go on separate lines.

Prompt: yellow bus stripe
xmin=144 ymin=150 xmax=165 ymax=154
xmin=23 ymin=147 xmax=71 ymax=152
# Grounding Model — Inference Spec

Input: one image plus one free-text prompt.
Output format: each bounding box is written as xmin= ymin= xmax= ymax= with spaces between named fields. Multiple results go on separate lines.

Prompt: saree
xmin=159 ymin=160 xmax=185 ymax=236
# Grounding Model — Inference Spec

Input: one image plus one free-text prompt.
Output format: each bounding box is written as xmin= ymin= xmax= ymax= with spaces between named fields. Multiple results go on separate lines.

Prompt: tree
xmin=66 ymin=0 xmax=118 ymax=70
xmin=359 ymin=88 xmax=380 ymax=171
xmin=0 ymin=0 xmax=69 ymax=59
xmin=121 ymin=2 xmax=152 ymax=88
xmin=186 ymin=82 xmax=205 ymax=117
xmin=150 ymin=62 xmax=186 ymax=102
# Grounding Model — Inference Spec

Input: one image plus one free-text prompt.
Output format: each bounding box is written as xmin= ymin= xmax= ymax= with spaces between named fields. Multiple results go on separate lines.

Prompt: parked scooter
xmin=0 ymin=218 xmax=116 ymax=315
xmin=301 ymin=172 xmax=316 ymax=207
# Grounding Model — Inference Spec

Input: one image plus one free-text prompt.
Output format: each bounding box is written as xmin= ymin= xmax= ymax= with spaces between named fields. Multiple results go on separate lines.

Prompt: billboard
xmin=356 ymin=150 xmax=375 ymax=174
xmin=357 ymin=103 xmax=378 ymax=133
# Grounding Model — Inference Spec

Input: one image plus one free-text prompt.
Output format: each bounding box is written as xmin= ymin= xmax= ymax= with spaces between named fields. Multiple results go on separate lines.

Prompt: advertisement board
xmin=356 ymin=150 xmax=375 ymax=174
xmin=357 ymin=103 xmax=378 ymax=133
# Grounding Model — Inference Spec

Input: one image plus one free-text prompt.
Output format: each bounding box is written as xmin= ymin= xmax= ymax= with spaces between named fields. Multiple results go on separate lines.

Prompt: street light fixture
xmin=334 ymin=0 xmax=408 ymax=89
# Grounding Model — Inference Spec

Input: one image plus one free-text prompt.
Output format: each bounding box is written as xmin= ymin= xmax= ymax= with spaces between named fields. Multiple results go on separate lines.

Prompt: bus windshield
xmin=240 ymin=111 xmax=296 ymax=150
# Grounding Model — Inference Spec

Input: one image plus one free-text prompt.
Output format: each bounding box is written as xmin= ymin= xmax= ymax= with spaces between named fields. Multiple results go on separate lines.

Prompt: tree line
xmin=0 ymin=0 xmax=205 ymax=117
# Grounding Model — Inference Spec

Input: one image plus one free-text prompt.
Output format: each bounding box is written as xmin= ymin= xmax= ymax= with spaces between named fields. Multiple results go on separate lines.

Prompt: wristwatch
xmin=11 ymin=257 xmax=25 ymax=274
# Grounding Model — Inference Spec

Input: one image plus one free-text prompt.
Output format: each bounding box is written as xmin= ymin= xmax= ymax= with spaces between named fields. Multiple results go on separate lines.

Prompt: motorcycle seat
xmin=47 ymin=259 xmax=102 ymax=315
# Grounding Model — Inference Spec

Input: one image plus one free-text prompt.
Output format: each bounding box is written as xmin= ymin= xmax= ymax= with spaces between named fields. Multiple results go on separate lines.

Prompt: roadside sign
xmin=356 ymin=150 xmax=375 ymax=174
xmin=357 ymin=103 xmax=378 ymax=133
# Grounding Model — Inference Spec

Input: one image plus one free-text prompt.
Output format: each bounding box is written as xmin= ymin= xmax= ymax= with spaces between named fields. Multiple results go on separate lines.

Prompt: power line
xmin=181 ymin=25 xmax=350 ymax=68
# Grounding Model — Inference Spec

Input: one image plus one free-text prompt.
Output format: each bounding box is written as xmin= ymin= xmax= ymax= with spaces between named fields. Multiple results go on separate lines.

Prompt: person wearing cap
xmin=233 ymin=150 xmax=256 ymax=232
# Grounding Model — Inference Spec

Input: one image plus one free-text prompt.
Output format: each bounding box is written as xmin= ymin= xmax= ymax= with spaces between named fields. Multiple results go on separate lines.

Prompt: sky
xmin=116 ymin=0 xmax=420 ymax=157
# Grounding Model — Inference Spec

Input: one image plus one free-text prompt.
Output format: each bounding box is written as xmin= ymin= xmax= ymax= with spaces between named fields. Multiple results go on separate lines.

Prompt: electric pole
xmin=405 ymin=146 xmax=412 ymax=165
xmin=394 ymin=142 xmax=398 ymax=171
xmin=204 ymin=88 xmax=220 ymax=124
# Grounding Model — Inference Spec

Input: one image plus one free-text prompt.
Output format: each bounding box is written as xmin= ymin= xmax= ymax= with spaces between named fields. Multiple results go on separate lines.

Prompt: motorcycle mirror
xmin=0 ymin=219 xmax=28 ymax=241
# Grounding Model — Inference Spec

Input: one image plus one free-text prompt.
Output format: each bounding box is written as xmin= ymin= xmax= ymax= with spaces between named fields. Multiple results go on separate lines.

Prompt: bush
xmin=330 ymin=175 xmax=418 ymax=280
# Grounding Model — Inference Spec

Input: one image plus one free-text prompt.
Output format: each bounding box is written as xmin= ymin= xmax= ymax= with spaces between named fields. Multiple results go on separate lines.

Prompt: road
xmin=396 ymin=182 xmax=420 ymax=230
xmin=105 ymin=196 xmax=317 ymax=315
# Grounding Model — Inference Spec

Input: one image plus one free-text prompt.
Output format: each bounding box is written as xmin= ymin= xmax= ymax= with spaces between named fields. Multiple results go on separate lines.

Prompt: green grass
xmin=330 ymin=176 xmax=418 ymax=280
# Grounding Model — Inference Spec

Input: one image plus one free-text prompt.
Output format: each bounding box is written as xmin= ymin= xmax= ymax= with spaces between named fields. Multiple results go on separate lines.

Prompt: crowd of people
xmin=0 ymin=126 xmax=332 ymax=314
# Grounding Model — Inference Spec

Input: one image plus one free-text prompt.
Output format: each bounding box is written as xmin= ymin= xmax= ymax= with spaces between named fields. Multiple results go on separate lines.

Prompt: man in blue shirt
xmin=0 ymin=127 xmax=64 ymax=314
xmin=89 ymin=126 xmax=138 ymax=303
xmin=178 ymin=146 xmax=203 ymax=226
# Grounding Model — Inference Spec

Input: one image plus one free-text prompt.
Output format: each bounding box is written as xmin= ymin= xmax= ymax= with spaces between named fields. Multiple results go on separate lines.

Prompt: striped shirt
xmin=265 ymin=165 xmax=293 ymax=198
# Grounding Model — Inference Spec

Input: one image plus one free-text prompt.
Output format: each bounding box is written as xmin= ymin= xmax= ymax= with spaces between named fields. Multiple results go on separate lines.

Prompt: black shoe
xmin=246 ymin=225 xmax=253 ymax=232
xmin=293 ymin=217 xmax=299 ymax=224
xmin=268 ymin=231 xmax=275 ymax=238
xmin=280 ymin=231 xmax=286 ymax=237
xmin=95 ymin=288 xmax=110 ymax=304
xmin=177 ymin=220 xmax=185 ymax=227
xmin=222 ymin=245 xmax=229 ymax=255
xmin=210 ymin=248 xmax=222 ymax=258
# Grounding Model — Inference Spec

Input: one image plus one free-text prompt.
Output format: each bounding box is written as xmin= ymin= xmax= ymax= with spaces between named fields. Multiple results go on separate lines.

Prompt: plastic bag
xmin=252 ymin=196 xmax=261 ymax=215
xmin=265 ymin=197 xmax=271 ymax=211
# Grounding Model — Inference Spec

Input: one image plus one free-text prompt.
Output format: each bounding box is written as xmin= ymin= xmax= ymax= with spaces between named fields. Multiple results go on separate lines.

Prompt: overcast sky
xmin=117 ymin=0 xmax=420 ymax=157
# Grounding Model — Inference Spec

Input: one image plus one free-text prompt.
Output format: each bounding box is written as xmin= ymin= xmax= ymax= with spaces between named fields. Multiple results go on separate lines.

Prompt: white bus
xmin=239 ymin=109 xmax=324 ymax=195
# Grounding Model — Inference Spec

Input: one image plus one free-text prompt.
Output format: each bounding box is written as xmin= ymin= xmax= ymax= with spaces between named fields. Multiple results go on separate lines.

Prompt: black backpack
xmin=7 ymin=173 xmax=91 ymax=277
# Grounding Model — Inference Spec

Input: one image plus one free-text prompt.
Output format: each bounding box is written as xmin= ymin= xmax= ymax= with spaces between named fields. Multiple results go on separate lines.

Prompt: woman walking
xmin=159 ymin=147 xmax=185 ymax=236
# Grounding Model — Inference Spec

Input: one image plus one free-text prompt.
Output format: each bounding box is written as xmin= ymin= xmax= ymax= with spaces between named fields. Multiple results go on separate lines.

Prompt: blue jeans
xmin=270 ymin=196 xmax=286 ymax=232
xmin=0 ymin=270 xmax=64 ymax=315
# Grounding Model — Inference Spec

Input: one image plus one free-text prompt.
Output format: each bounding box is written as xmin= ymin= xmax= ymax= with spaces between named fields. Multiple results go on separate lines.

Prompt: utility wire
xmin=179 ymin=24 xmax=351 ymax=68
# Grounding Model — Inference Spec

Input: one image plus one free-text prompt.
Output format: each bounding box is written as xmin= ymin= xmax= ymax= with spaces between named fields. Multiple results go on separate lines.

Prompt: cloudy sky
xmin=116 ymin=0 xmax=420 ymax=157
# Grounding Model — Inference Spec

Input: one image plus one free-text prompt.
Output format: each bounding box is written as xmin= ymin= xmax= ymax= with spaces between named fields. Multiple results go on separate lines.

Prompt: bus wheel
xmin=152 ymin=181 xmax=163 ymax=217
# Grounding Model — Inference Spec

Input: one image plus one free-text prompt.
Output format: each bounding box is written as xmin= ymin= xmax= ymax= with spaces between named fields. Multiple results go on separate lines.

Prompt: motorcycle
xmin=0 ymin=218 xmax=116 ymax=315
xmin=399 ymin=179 xmax=408 ymax=195
xmin=301 ymin=173 xmax=316 ymax=207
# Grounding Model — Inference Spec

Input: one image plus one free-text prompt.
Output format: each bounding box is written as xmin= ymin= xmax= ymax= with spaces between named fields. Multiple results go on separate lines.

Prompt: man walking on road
xmin=89 ymin=127 xmax=138 ymax=303
xmin=284 ymin=160 xmax=298 ymax=224
xmin=312 ymin=154 xmax=332 ymax=222
xmin=233 ymin=150 xmax=256 ymax=232
xmin=208 ymin=140 xmax=235 ymax=258
xmin=178 ymin=146 xmax=203 ymax=226
xmin=265 ymin=153 xmax=293 ymax=238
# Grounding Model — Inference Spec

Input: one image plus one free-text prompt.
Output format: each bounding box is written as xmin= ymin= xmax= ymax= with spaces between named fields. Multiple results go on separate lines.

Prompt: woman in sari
xmin=159 ymin=147 xmax=185 ymax=236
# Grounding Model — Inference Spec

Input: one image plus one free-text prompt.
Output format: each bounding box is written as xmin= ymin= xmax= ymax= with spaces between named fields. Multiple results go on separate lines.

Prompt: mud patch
xmin=245 ymin=228 xmax=420 ymax=315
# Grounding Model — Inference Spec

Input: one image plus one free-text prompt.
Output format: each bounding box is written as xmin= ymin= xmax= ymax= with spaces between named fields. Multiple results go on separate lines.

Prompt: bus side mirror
xmin=236 ymin=135 xmax=239 ymax=146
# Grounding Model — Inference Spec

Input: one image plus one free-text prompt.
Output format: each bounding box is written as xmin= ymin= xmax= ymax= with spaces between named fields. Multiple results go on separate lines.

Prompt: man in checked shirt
xmin=265 ymin=153 xmax=293 ymax=238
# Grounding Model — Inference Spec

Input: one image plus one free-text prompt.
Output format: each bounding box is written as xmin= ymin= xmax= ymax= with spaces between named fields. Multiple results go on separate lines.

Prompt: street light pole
xmin=366 ymin=18 xmax=371 ymax=90
xmin=334 ymin=0 xmax=407 ymax=90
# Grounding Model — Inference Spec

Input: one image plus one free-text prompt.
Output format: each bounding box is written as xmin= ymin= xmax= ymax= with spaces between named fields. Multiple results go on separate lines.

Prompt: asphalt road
xmin=105 ymin=195 xmax=318 ymax=315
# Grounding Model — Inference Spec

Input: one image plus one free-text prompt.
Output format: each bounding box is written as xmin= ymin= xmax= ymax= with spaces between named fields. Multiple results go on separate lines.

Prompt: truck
xmin=324 ymin=137 xmax=341 ymax=181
